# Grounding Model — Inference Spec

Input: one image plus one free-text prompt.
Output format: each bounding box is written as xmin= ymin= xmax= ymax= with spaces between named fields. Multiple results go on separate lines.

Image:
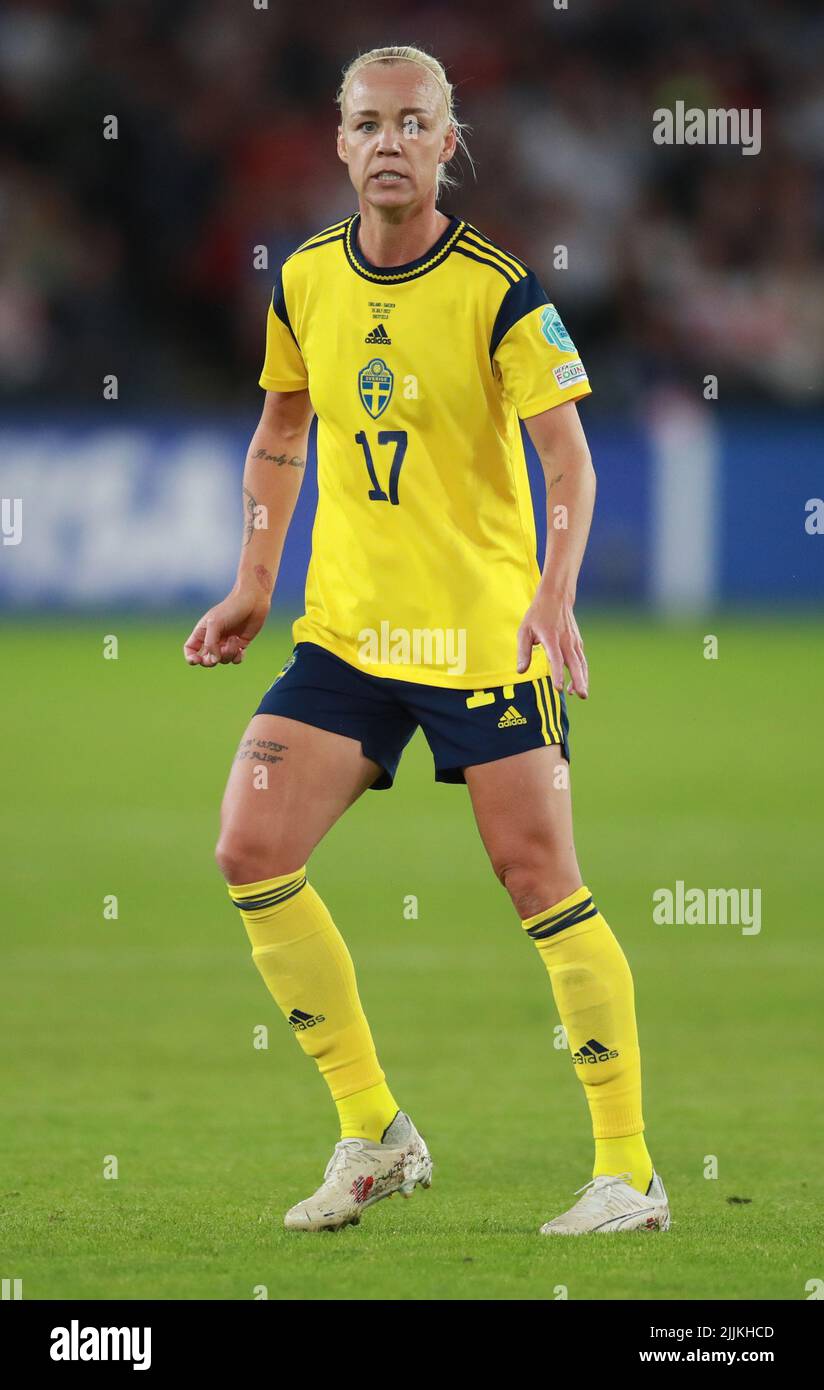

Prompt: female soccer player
xmin=184 ymin=45 xmax=670 ymax=1236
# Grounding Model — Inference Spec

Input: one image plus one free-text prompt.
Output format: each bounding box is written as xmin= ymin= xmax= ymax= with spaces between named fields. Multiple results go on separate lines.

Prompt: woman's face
xmin=338 ymin=62 xmax=456 ymax=211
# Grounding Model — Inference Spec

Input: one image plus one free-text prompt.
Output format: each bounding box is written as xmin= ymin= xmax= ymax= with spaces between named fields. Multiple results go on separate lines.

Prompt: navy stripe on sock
xmin=526 ymin=895 xmax=597 ymax=940
xmin=231 ymin=875 xmax=307 ymax=911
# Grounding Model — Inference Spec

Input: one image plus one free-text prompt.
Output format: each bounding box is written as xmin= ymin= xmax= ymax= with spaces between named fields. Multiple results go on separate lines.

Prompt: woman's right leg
xmin=216 ymin=714 xmax=400 ymax=1141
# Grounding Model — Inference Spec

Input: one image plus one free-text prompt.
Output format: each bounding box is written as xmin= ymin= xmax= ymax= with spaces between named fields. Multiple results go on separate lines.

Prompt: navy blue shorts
xmin=254 ymin=642 xmax=569 ymax=790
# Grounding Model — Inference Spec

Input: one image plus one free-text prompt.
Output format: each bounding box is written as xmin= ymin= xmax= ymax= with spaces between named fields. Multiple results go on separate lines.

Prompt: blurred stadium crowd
xmin=2 ymin=0 xmax=823 ymax=409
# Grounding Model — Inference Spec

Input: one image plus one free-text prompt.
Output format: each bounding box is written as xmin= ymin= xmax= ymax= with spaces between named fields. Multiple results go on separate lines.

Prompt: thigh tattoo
xmin=233 ymin=736 xmax=288 ymax=767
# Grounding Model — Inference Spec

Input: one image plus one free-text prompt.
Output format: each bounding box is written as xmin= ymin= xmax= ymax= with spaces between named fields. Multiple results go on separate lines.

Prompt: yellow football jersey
xmin=260 ymin=212 xmax=591 ymax=689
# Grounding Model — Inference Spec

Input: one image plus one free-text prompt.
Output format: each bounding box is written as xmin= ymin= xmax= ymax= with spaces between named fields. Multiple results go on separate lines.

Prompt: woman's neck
xmin=356 ymin=202 xmax=449 ymax=267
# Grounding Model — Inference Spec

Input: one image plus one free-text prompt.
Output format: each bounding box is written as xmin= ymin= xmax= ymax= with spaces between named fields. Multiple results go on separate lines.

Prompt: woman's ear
xmin=439 ymin=122 xmax=457 ymax=164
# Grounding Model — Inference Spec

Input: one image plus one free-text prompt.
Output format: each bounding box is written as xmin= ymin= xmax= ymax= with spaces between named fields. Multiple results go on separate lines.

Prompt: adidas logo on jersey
xmin=365 ymin=323 xmax=392 ymax=344
xmin=572 ymin=1037 xmax=619 ymax=1064
xmin=498 ymin=705 xmax=527 ymax=728
xmin=288 ymin=1007 xmax=326 ymax=1031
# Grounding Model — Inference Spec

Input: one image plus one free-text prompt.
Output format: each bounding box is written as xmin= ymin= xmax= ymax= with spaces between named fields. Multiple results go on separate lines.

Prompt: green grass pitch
xmin=1 ymin=614 xmax=822 ymax=1300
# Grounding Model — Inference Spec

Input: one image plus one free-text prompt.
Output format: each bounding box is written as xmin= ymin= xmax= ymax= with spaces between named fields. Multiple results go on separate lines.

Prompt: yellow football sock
xmin=229 ymin=870 xmax=399 ymax=1140
xmin=336 ymin=1080 xmax=400 ymax=1142
xmin=522 ymin=885 xmax=653 ymax=1194
xmin=593 ymin=1135 xmax=653 ymax=1193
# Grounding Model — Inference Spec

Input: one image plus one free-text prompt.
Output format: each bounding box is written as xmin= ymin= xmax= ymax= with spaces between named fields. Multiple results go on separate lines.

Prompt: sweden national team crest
xmin=267 ymin=651 xmax=296 ymax=691
xmin=359 ymin=358 xmax=394 ymax=418
xmin=539 ymin=305 xmax=576 ymax=353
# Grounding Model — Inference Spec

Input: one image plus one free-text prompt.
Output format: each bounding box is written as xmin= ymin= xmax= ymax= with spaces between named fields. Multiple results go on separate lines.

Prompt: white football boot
xmin=539 ymin=1170 xmax=671 ymax=1235
xmin=283 ymin=1111 xmax=432 ymax=1232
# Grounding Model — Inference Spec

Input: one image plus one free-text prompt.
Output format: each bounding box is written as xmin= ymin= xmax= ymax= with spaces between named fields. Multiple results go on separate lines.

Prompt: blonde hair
xmin=336 ymin=44 xmax=473 ymax=195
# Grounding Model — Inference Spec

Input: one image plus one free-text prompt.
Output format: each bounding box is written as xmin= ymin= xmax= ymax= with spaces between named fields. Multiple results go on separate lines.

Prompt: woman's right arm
xmin=183 ymin=388 xmax=315 ymax=667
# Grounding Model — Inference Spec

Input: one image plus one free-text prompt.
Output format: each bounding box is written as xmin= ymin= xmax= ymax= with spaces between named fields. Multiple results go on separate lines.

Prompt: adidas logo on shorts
xmin=288 ymin=1007 xmax=326 ymax=1031
xmin=365 ymin=323 xmax=392 ymax=344
xmin=498 ymin=705 xmax=527 ymax=728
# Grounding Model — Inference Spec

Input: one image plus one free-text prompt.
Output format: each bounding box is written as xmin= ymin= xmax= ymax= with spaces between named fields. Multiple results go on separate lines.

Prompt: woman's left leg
xmin=464 ymin=745 xmax=654 ymax=1196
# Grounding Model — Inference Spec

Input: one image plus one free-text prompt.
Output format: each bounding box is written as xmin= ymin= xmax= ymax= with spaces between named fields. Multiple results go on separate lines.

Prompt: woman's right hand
xmin=183 ymin=588 xmax=271 ymax=667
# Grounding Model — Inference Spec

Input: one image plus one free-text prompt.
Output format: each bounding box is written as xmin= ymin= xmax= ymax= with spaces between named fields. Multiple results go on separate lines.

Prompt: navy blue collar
xmin=343 ymin=212 xmax=465 ymax=283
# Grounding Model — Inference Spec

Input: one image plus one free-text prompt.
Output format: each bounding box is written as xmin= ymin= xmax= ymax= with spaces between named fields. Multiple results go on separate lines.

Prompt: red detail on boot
xmin=351 ymin=1174 xmax=374 ymax=1204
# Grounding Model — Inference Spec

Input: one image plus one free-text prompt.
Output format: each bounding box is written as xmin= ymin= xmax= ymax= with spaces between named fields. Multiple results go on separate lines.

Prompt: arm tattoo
xmin=250 ymin=448 xmax=305 ymax=470
xmin=242 ymin=486 xmax=257 ymax=546
xmin=548 ymin=472 xmax=565 ymax=491
xmin=254 ymin=564 xmax=273 ymax=594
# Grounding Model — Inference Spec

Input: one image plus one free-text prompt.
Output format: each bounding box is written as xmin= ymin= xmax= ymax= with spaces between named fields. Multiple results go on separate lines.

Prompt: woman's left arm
xmin=518 ymin=399 xmax=596 ymax=698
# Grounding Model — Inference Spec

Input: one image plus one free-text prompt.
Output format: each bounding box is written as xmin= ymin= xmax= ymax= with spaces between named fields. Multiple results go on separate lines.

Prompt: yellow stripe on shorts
xmin=532 ymin=679 xmax=551 ymax=745
xmin=541 ymin=676 xmax=562 ymax=744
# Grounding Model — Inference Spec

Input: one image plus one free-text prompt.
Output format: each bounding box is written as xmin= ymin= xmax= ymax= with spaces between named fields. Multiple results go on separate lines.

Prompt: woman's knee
xmin=491 ymin=846 xmax=582 ymax=921
xmin=215 ymin=825 xmax=303 ymax=886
